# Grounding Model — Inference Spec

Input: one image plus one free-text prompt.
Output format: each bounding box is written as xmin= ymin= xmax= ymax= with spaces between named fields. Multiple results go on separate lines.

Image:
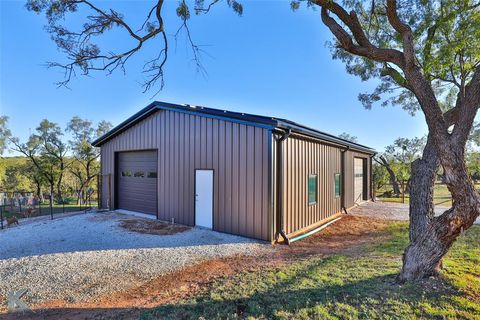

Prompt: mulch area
xmin=6 ymin=215 xmax=392 ymax=320
xmin=119 ymin=218 xmax=191 ymax=235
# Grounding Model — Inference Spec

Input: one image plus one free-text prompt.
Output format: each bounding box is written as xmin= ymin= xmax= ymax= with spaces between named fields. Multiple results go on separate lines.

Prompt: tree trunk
xmin=375 ymin=156 xmax=401 ymax=195
xmin=399 ymin=136 xmax=480 ymax=282
xmin=386 ymin=167 xmax=401 ymax=196
xmin=404 ymin=178 xmax=411 ymax=194
xmin=56 ymin=178 xmax=63 ymax=203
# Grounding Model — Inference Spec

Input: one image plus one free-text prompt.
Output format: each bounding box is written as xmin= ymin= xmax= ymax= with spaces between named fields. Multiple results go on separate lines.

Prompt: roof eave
xmin=275 ymin=123 xmax=376 ymax=155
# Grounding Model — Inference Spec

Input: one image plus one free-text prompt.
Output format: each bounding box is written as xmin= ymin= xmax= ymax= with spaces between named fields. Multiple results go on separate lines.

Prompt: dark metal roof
xmin=91 ymin=101 xmax=376 ymax=154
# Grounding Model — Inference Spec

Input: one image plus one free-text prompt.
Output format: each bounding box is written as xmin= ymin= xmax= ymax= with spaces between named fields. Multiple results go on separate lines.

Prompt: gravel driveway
xmin=0 ymin=211 xmax=267 ymax=308
xmin=350 ymin=201 xmax=480 ymax=224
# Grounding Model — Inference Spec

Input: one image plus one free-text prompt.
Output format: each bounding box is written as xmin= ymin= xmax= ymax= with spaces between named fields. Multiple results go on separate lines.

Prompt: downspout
xmin=275 ymin=129 xmax=291 ymax=244
xmin=370 ymin=155 xmax=375 ymax=202
xmin=340 ymin=146 xmax=350 ymax=214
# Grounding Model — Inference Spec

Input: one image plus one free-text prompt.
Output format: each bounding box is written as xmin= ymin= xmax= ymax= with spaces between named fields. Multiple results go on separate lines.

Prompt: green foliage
xmin=373 ymin=163 xmax=389 ymax=189
xmin=466 ymin=152 xmax=480 ymax=180
xmin=66 ymin=116 xmax=111 ymax=200
xmin=381 ymin=136 xmax=426 ymax=183
xmin=0 ymin=157 xmax=29 ymax=191
xmin=142 ymin=223 xmax=480 ymax=319
xmin=292 ymin=0 xmax=480 ymax=115
xmin=2 ymin=164 xmax=32 ymax=192
xmin=3 ymin=116 xmax=110 ymax=202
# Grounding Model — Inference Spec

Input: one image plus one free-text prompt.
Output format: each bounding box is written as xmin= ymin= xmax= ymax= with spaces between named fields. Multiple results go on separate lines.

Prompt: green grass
xmin=375 ymin=184 xmax=473 ymax=207
xmin=142 ymin=223 xmax=480 ymax=320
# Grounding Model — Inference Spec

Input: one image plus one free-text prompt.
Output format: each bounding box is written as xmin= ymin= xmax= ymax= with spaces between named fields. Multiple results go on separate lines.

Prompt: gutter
xmin=288 ymin=217 xmax=342 ymax=243
xmin=274 ymin=128 xmax=291 ymax=244
xmin=340 ymin=146 xmax=350 ymax=214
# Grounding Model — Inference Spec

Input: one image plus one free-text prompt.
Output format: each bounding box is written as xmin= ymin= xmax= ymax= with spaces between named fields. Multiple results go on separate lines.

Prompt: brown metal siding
xmin=100 ymin=110 xmax=271 ymax=240
xmin=278 ymin=135 xmax=343 ymax=236
xmin=272 ymin=134 xmax=373 ymax=237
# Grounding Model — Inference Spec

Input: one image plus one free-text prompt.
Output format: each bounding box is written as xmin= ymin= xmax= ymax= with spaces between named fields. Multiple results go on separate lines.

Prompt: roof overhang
xmin=91 ymin=101 xmax=376 ymax=155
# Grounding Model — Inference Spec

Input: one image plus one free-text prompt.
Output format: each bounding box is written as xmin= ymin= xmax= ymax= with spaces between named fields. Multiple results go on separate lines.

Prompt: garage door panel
xmin=117 ymin=150 xmax=158 ymax=215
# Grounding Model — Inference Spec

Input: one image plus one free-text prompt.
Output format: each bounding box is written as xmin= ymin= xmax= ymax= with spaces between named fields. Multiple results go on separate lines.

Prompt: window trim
xmin=334 ymin=173 xmax=341 ymax=198
xmin=308 ymin=174 xmax=318 ymax=205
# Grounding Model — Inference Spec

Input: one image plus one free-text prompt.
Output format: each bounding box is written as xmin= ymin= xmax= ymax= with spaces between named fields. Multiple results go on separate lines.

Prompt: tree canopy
xmin=292 ymin=0 xmax=480 ymax=117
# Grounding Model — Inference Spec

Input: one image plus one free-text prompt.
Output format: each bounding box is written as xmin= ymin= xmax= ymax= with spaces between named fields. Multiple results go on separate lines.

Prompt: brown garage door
xmin=117 ymin=150 xmax=157 ymax=215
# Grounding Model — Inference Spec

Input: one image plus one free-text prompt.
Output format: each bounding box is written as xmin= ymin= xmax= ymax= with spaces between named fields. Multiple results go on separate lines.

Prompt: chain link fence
xmin=0 ymin=176 xmax=100 ymax=229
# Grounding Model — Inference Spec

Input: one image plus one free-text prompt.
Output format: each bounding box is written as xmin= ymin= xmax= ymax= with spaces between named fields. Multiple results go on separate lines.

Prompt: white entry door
xmin=195 ymin=170 xmax=213 ymax=229
xmin=354 ymin=158 xmax=364 ymax=203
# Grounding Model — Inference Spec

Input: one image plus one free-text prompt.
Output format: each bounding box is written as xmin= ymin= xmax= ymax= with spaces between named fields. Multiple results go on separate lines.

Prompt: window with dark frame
xmin=147 ymin=172 xmax=157 ymax=178
xmin=334 ymin=173 xmax=341 ymax=198
xmin=121 ymin=171 xmax=132 ymax=177
xmin=308 ymin=175 xmax=318 ymax=205
xmin=133 ymin=171 xmax=145 ymax=178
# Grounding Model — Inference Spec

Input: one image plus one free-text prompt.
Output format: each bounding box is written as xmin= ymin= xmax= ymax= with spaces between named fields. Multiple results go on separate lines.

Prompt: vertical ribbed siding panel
xmin=238 ymin=125 xmax=247 ymax=236
xmin=188 ymin=115 xmax=196 ymax=226
xmin=99 ymin=109 xmax=272 ymax=240
xmin=212 ymin=119 xmax=220 ymax=230
xmin=225 ymin=122 xmax=233 ymax=233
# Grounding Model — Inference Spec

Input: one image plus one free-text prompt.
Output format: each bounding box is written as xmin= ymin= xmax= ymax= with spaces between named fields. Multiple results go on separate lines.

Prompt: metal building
xmin=92 ymin=101 xmax=375 ymax=243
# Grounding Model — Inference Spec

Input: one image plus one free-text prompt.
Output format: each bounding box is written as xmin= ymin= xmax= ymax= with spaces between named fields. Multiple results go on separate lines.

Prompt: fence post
xmin=97 ymin=174 xmax=101 ymax=210
xmin=1 ymin=205 xmax=3 ymax=230
xmin=401 ymin=182 xmax=405 ymax=204
xmin=50 ymin=193 xmax=53 ymax=220
xmin=62 ymin=198 xmax=65 ymax=214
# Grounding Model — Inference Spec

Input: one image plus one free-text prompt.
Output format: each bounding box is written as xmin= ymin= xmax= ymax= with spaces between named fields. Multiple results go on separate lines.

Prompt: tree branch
xmin=386 ymin=0 xmax=414 ymax=67
xmin=319 ymin=5 xmax=404 ymax=66
xmin=452 ymin=66 xmax=480 ymax=145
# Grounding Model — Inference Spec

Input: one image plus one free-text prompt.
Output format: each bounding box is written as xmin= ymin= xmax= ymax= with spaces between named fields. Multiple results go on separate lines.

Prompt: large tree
xmin=28 ymin=0 xmax=480 ymax=281
xmin=67 ymin=116 xmax=112 ymax=204
xmin=306 ymin=0 xmax=480 ymax=281
xmin=375 ymin=136 xmax=426 ymax=195
xmin=9 ymin=119 xmax=69 ymax=207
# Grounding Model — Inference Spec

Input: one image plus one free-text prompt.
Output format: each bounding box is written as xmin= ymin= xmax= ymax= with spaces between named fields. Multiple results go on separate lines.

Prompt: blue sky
xmin=0 ymin=0 xmax=428 ymax=151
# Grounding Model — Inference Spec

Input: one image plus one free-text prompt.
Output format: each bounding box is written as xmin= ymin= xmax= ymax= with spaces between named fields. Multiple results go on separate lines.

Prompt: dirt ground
xmin=119 ymin=218 xmax=191 ymax=235
xmin=5 ymin=215 xmax=391 ymax=320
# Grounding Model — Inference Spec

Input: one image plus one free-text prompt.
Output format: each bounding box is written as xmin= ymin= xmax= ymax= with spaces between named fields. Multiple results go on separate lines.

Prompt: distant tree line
xmin=374 ymin=130 xmax=480 ymax=197
xmin=0 ymin=115 xmax=111 ymax=206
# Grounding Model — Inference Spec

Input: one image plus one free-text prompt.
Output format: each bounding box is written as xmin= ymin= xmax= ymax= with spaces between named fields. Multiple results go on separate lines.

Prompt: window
xmin=133 ymin=171 xmax=145 ymax=178
xmin=308 ymin=175 xmax=318 ymax=205
xmin=121 ymin=171 xmax=132 ymax=177
xmin=334 ymin=173 xmax=341 ymax=198
xmin=147 ymin=172 xmax=157 ymax=178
